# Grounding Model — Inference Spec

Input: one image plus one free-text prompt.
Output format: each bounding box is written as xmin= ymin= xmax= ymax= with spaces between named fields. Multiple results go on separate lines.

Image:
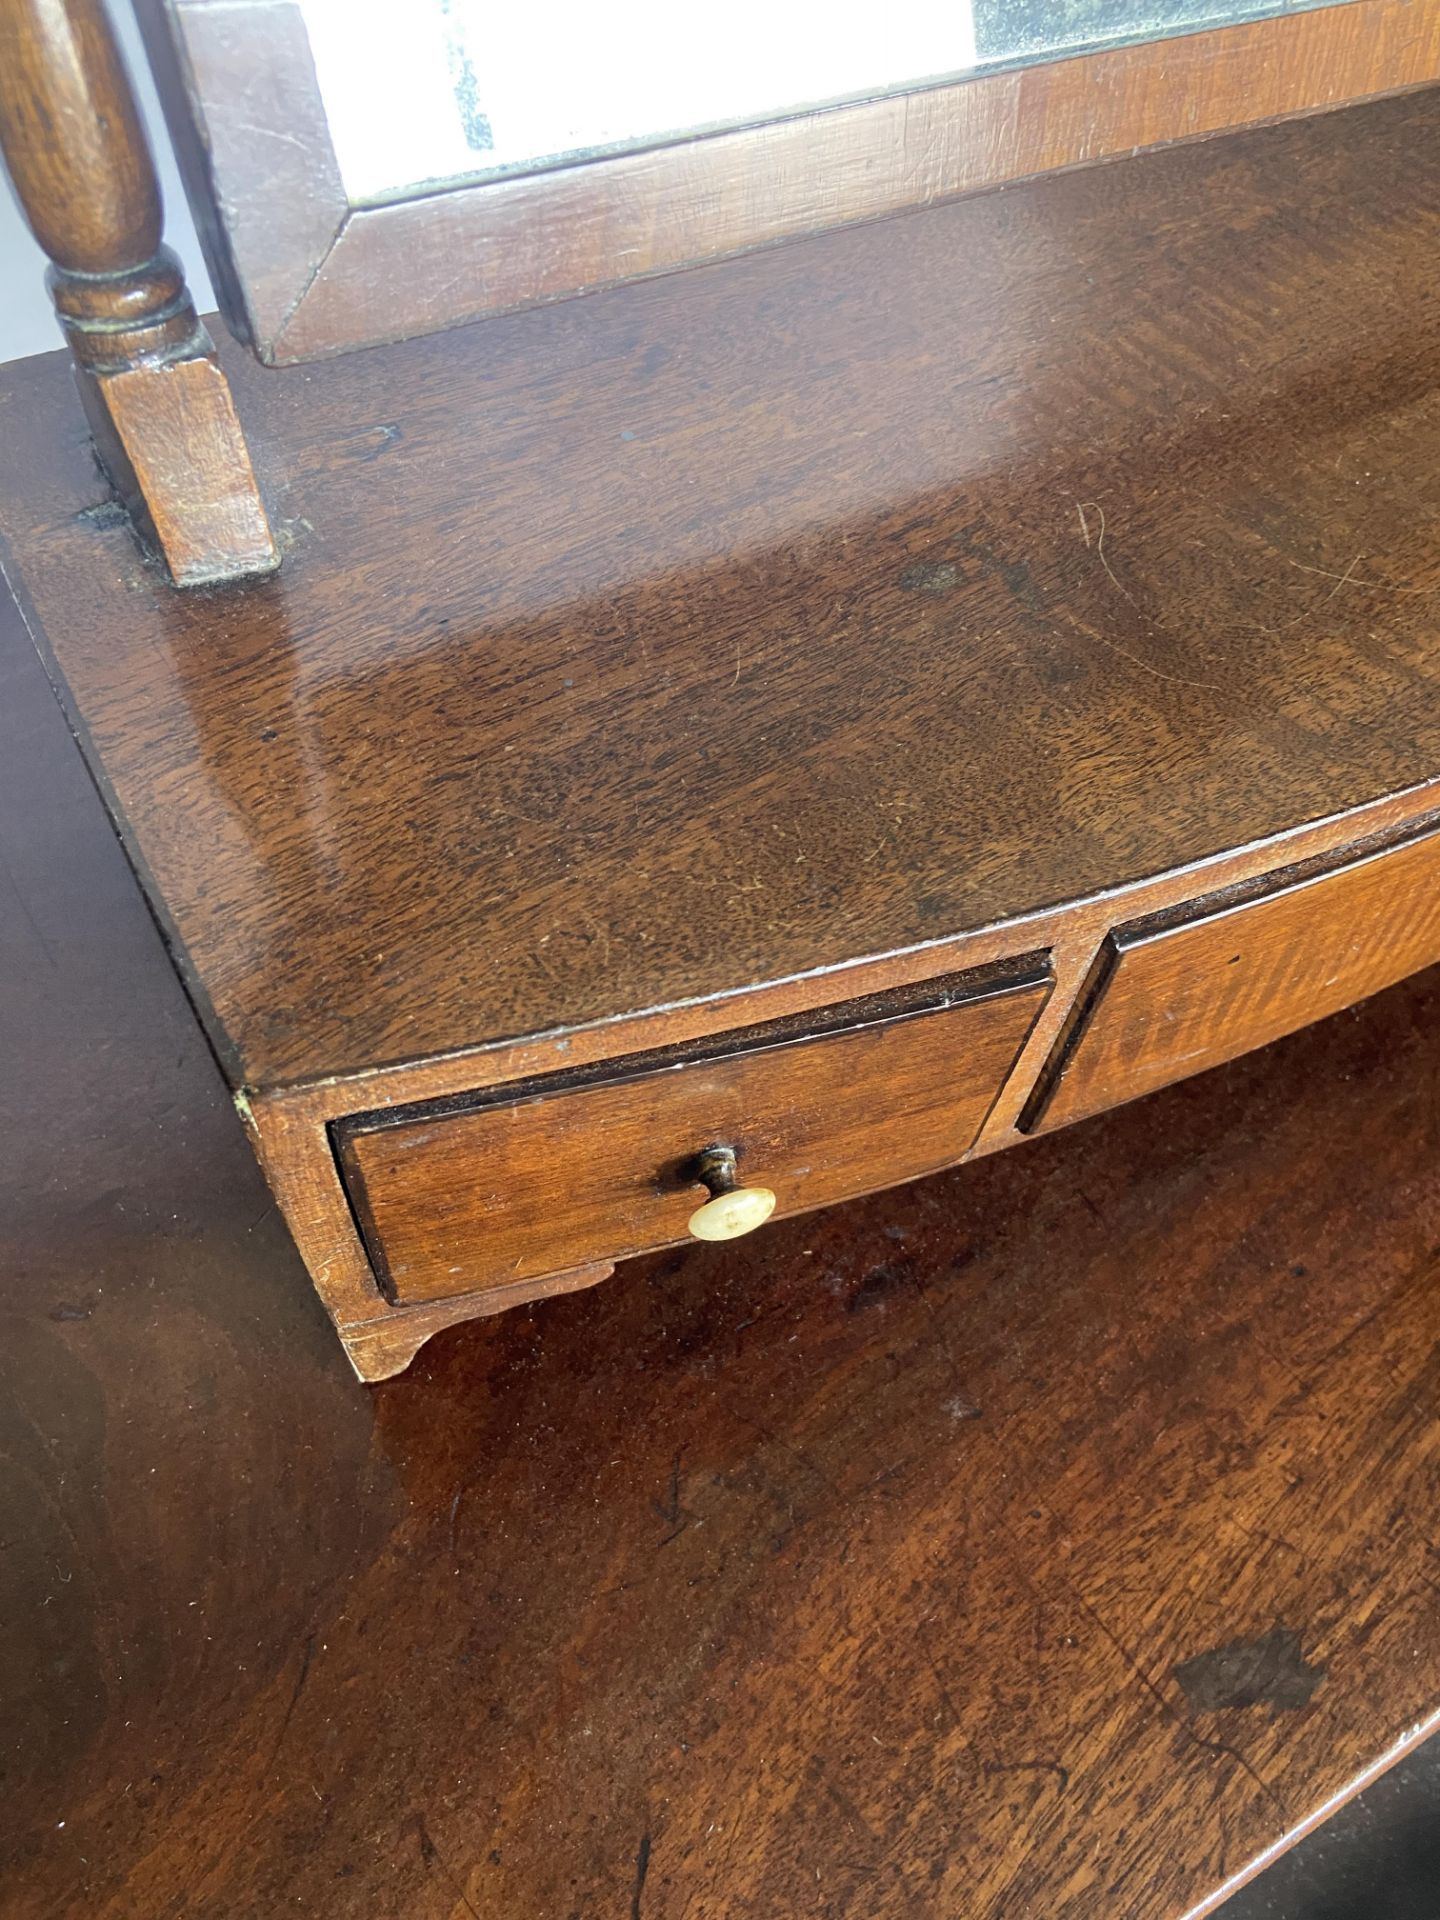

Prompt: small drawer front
xmin=339 ymin=964 xmax=1050 ymax=1307
xmin=1027 ymin=821 xmax=1440 ymax=1135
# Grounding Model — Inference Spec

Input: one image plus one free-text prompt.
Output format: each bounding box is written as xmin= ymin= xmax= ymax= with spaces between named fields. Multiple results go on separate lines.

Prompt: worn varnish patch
xmin=1172 ymin=1625 xmax=1326 ymax=1713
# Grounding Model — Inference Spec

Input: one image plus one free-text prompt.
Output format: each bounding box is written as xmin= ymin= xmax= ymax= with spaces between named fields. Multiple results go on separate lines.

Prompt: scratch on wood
xmin=654 ymin=1448 xmax=689 ymax=1547
xmin=983 ymin=1757 xmax=1071 ymax=1793
xmin=1287 ymin=554 xmax=1436 ymax=594
xmin=267 ymin=1632 xmax=315 ymax=1771
xmin=1073 ymin=1588 xmax=1287 ymax=1815
xmin=1071 ymin=503 xmax=1224 ymax=691
xmin=1075 ymin=500 xmax=1130 ymax=599
xmin=1238 ymin=551 xmax=1366 ymax=635
xmin=416 ymin=1813 xmax=482 ymax=1920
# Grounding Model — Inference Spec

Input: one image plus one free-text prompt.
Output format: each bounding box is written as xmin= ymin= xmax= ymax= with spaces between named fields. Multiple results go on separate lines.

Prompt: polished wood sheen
xmin=340 ymin=964 xmax=1048 ymax=1306
xmin=3 ymin=93 xmax=1439 ymax=1092
xmin=0 ymin=0 xmax=276 ymax=583
xmin=5 ymin=587 xmax=1440 ymax=1915
xmin=140 ymin=0 xmax=1440 ymax=363
xmin=1028 ymin=817 xmax=1440 ymax=1132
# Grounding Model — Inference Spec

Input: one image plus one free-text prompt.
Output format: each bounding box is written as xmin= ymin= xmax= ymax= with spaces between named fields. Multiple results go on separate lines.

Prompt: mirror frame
xmin=137 ymin=0 xmax=1437 ymax=366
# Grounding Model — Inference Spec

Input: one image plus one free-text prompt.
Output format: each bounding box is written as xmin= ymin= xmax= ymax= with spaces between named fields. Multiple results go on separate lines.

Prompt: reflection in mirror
xmin=299 ymin=0 xmax=1351 ymax=206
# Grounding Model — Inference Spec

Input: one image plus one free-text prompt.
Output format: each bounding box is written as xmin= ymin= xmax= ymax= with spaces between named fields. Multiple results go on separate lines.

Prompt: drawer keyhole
xmin=686 ymin=1145 xmax=777 ymax=1243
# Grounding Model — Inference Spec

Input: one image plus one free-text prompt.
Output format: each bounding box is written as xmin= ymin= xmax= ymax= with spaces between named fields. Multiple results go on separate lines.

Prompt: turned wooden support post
xmin=0 ymin=0 xmax=278 ymax=585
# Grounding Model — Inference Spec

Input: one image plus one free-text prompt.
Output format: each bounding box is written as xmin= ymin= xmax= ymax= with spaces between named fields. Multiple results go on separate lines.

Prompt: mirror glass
xmin=298 ymin=0 xmax=1354 ymax=206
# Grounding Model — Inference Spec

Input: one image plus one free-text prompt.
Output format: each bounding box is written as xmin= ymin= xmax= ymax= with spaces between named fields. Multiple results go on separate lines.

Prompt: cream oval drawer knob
xmin=686 ymin=1145 xmax=777 ymax=1242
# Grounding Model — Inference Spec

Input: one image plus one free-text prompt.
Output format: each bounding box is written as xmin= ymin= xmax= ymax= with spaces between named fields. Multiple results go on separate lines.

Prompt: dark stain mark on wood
xmin=631 ymin=1830 xmax=652 ymax=1919
xmin=898 ymin=560 xmax=960 ymax=594
xmin=48 ymin=1299 xmax=96 ymax=1321
xmin=1172 ymin=1624 xmax=1325 ymax=1712
xmin=848 ymin=1262 xmax=913 ymax=1313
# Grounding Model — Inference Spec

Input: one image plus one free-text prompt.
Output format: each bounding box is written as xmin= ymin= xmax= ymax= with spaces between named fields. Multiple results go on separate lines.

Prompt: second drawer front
xmin=339 ymin=964 xmax=1050 ymax=1306
xmin=1027 ymin=820 xmax=1440 ymax=1134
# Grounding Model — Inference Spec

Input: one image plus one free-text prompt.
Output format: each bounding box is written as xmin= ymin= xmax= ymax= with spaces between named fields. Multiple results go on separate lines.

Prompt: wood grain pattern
xmin=341 ymin=963 xmax=1049 ymax=1306
xmin=0 ymin=0 xmax=277 ymax=584
xmin=6 ymin=583 xmax=1440 ymax=1916
xmin=146 ymin=0 xmax=1440 ymax=362
xmin=1028 ymin=816 xmax=1440 ymax=1133
xmin=4 ymin=92 xmax=1440 ymax=1095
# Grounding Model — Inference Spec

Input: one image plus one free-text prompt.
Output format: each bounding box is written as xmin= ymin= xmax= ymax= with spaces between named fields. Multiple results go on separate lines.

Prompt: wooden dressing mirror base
xmin=0 ymin=0 xmax=276 ymax=586
xmin=2 ymin=90 xmax=1439 ymax=1377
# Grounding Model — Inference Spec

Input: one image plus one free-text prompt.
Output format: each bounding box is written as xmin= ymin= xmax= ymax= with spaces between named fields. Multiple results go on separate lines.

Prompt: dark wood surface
xmin=0 ymin=0 xmax=276 ymax=585
xmin=4 ymin=90 xmax=1440 ymax=1095
xmin=6 ymin=536 xmax=1440 ymax=1919
xmin=1030 ymin=815 xmax=1440 ymax=1133
xmin=340 ymin=961 xmax=1048 ymax=1305
xmin=144 ymin=0 xmax=1440 ymax=363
